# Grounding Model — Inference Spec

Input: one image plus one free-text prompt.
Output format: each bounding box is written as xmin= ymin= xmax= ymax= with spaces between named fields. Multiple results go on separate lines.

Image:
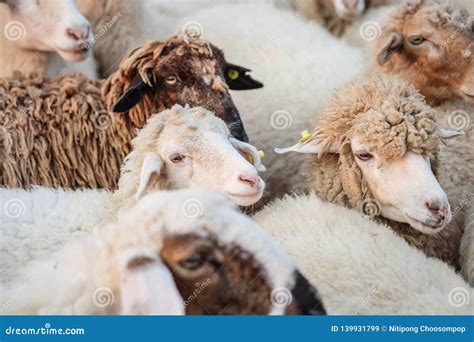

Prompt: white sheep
xmin=253 ymin=194 xmax=473 ymax=314
xmin=174 ymin=3 xmax=366 ymax=204
xmin=0 ymin=0 xmax=97 ymax=78
xmin=0 ymin=105 xmax=266 ymax=279
xmin=0 ymin=189 xmax=326 ymax=315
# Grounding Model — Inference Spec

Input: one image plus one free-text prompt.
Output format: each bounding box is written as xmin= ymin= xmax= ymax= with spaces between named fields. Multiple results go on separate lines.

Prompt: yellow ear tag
xmin=228 ymin=69 xmax=239 ymax=80
xmin=246 ymin=150 xmax=265 ymax=164
xmin=300 ymin=130 xmax=312 ymax=143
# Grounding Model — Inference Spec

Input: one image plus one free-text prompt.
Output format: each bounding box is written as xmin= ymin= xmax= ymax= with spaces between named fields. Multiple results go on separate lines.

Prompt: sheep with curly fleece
xmin=0 ymin=0 xmax=97 ymax=78
xmin=0 ymin=189 xmax=326 ymax=315
xmin=374 ymin=0 xmax=473 ymax=105
xmin=460 ymin=198 xmax=474 ymax=285
xmin=0 ymin=105 xmax=266 ymax=279
xmin=0 ymin=34 xmax=262 ymax=189
xmin=253 ymin=194 xmax=473 ymax=315
xmin=175 ymin=3 xmax=365 ymax=204
xmin=276 ymin=76 xmax=468 ymax=270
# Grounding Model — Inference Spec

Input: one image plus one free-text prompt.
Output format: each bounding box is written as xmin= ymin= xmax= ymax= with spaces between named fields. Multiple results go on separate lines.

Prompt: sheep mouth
xmin=56 ymin=47 xmax=90 ymax=61
xmin=405 ymin=214 xmax=447 ymax=235
xmin=226 ymin=190 xmax=263 ymax=206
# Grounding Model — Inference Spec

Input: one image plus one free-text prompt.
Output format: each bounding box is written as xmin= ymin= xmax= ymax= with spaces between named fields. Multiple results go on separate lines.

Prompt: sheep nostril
xmin=65 ymin=27 xmax=89 ymax=41
xmin=342 ymin=0 xmax=358 ymax=10
xmin=238 ymin=175 xmax=258 ymax=188
xmin=426 ymin=201 xmax=449 ymax=219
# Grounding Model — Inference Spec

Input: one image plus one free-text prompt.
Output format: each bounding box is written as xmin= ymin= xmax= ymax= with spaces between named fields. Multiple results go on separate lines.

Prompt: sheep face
xmin=275 ymin=76 xmax=464 ymax=234
xmin=125 ymin=106 xmax=266 ymax=207
xmin=107 ymin=37 xmax=263 ymax=142
xmin=116 ymin=189 xmax=326 ymax=315
xmin=376 ymin=0 xmax=474 ymax=104
xmin=333 ymin=0 xmax=366 ymax=18
xmin=4 ymin=0 xmax=93 ymax=62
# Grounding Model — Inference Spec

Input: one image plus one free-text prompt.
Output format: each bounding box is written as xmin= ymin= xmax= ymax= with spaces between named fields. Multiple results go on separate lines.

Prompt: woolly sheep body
xmin=176 ymin=3 xmax=365 ymax=204
xmin=253 ymin=194 xmax=473 ymax=314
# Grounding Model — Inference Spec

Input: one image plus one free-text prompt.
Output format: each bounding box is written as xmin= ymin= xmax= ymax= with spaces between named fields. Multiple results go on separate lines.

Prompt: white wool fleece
xmin=253 ymin=194 xmax=473 ymax=315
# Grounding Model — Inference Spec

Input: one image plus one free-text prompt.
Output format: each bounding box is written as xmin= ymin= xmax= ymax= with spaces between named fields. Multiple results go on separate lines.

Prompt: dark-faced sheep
xmin=276 ymin=76 xmax=467 ymax=269
xmin=0 ymin=34 xmax=263 ymax=189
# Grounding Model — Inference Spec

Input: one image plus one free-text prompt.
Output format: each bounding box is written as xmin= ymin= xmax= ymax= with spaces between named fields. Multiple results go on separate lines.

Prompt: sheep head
xmin=115 ymin=105 xmax=266 ymax=209
xmin=103 ymin=35 xmax=263 ymax=142
xmin=375 ymin=0 xmax=474 ymax=104
xmin=1 ymin=0 xmax=93 ymax=62
xmin=108 ymin=189 xmax=326 ymax=315
xmin=276 ymin=76 xmax=464 ymax=235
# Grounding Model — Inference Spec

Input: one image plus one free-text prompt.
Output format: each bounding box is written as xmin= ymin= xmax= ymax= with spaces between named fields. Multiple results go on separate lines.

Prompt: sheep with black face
xmin=0 ymin=189 xmax=326 ymax=315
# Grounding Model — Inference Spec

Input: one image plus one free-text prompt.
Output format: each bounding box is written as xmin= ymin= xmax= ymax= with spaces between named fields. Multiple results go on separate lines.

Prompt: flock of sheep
xmin=0 ymin=0 xmax=473 ymax=315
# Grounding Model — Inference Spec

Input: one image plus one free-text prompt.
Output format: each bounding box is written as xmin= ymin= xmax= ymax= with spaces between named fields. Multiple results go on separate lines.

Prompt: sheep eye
xmin=179 ymin=255 xmax=205 ymax=271
xmin=169 ymin=153 xmax=185 ymax=163
xmin=164 ymin=76 xmax=178 ymax=85
xmin=409 ymin=36 xmax=425 ymax=45
xmin=355 ymin=152 xmax=373 ymax=161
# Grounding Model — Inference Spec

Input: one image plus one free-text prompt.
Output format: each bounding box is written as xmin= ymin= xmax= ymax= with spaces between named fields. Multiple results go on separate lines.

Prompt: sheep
xmin=275 ymin=76 xmax=469 ymax=270
xmin=0 ymin=34 xmax=263 ymax=189
xmin=0 ymin=189 xmax=326 ymax=315
xmin=174 ymin=3 xmax=366 ymax=204
xmin=0 ymin=105 xmax=266 ymax=279
xmin=460 ymin=198 xmax=474 ymax=286
xmin=253 ymin=193 xmax=473 ymax=315
xmin=374 ymin=0 xmax=474 ymax=105
xmin=291 ymin=0 xmax=399 ymax=36
xmin=0 ymin=0 xmax=97 ymax=79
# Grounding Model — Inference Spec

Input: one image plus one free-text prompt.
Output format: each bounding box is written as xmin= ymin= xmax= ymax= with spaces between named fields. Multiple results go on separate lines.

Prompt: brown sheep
xmin=275 ymin=76 xmax=467 ymax=269
xmin=0 ymin=34 xmax=263 ymax=189
xmin=375 ymin=0 xmax=474 ymax=105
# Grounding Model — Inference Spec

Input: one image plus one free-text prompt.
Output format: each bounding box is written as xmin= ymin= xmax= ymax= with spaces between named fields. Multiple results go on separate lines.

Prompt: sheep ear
xmin=275 ymin=140 xmax=339 ymax=155
xmin=230 ymin=137 xmax=266 ymax=172
xmin=135 ymin=153 xmax=163 ymax=200
xmin=377 ymin=33 xmax=403 ymax=65
xmin=119 ymin=249 xmax=185 ymax=315
xmin=439 ymin=128 xmax=464 ymax=139
xmin=112 ymin=71 xmax=154 ymax=113
xmin=224 ymin=63 xmax=264 ymax=90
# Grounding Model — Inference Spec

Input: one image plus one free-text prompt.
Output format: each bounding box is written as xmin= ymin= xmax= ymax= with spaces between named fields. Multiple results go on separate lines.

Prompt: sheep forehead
xmin=129 ymin=190 xmax=297 ymax=292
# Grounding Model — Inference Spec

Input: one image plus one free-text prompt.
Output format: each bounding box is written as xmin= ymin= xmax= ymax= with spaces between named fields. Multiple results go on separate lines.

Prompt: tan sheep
xmin=275 ymin=76 xmax=467 ymax=269
xmin=0 ymin=0 xmax=96 ymax=78
xmin=0 ymin=34 xmax=259 ymax=189
xmin=374 ymin=0 xmax=473 ymax=105
xmin=0 ymin=189 xmax=326 ymax=315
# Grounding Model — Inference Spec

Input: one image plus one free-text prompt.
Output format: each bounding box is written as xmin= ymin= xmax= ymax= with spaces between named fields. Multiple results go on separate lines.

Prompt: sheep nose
xmin=342 ymin=0 xmax=358 ymax=10
xmin=238 ymin=174 xmax=259 ymax=189
xmin=65 ymin=25 xmax=90 ymax=42
xmin=425 ymin=200 xmax=449 ymax=220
